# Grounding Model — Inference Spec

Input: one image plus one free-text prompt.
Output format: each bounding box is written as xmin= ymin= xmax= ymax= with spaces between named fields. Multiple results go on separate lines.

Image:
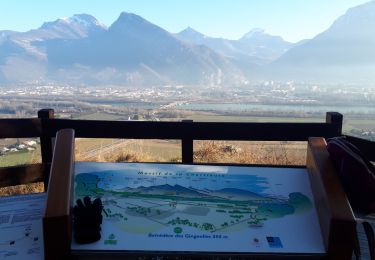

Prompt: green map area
xmin=75 ymin=170 xmax=313 ymax=235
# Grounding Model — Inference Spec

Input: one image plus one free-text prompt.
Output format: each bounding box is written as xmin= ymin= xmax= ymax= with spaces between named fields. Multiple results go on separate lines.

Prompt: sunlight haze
xmin=0 ymin=0 xmax=371 ymax=42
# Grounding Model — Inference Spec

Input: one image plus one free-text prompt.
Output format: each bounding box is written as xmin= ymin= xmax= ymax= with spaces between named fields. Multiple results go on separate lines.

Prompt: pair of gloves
xmin=73 ymin=196 xmax=103 ymax=244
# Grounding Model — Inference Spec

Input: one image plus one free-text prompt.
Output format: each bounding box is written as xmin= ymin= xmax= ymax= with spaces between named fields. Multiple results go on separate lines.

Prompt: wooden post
xmin=38 ymin=108 xmax=54 ymax=188
xmin=181 ymin=120 xmax=193 ymax=164
xmin=326 ymin=112 xmax=343 ymax=136
xmin=43 ymin=129 xmax=75 ymax=260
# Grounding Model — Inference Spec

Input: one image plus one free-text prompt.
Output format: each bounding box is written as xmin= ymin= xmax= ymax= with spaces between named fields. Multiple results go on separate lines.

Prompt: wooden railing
xmin=1 ymin=108 xmax=374 ymax=189
xmin=2 ymin=109 xmax=344 ymax=163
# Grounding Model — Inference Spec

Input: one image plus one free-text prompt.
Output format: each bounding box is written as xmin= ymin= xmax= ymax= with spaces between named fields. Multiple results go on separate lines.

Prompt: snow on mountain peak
xmin=67 ymin=14 xmax=107 ymax=29
xmin=242 ymin=28 xmax=266 ymax=39
xmin=40 ymin=14 xmax=107 ymax=31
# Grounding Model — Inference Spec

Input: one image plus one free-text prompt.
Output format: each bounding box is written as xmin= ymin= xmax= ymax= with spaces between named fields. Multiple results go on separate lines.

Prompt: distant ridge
xmin=1 ymin=2 xmax=375 ymax=86
xmin=0 ymin=12 xmax=245 ymax=86
xmin=175 ymin=27 xmax=293 ymax=65
xmin=268 ymin=1 xmax=375 ymax=84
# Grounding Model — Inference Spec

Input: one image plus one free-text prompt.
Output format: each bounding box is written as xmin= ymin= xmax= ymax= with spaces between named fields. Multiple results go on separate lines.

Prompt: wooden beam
xmin=326 ymin=112 xmax=343 ymax=136
xmin=307 ymin=137 xmax=356 ymax=260
xmin=181 ymin=120 xmax=193 ymax=163
xmin=43 ymin=129 xmax=75 ymax=260
xmin=0 ymin=164 xmax=47 ymax=188
xmin=38 ymin=109 xmax=55 ymax=186
xmin=44 ymin=119 xmax=340 ymax=141
xmin=0 ymin=119 xmax=41 ymax=138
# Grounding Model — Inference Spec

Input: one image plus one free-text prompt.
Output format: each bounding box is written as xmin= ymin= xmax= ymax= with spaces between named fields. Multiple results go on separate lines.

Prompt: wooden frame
xmin=43 ymin=131 xmax=356 ymax=259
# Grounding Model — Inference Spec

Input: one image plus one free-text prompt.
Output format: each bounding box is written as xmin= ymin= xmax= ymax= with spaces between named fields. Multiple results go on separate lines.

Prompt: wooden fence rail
xmin=1 ymin=109 xmax=375 ymax=189
xmin=7 ymin=109 xmax=344 ymax=164
xmin=3 ymin=109 xmax=375 ymax=164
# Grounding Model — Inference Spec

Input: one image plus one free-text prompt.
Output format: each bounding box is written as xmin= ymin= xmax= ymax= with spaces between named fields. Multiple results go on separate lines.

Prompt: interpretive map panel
xmin=0 ymin=193 xmax=45 ymax=260
xmin=72 ymin=162 xmax=325 ymax=254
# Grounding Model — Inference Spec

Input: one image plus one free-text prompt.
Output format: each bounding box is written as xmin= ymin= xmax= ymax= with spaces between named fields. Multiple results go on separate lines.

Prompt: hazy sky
xmin=0 ymin=0 xmax=371 ymax=42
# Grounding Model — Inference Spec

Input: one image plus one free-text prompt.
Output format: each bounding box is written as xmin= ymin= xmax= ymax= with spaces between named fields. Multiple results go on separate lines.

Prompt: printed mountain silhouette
xmin=121 ymin=183 xmax=267 ymax=201
xmin=215 ymin=187 xmax=263 ymax=197
xmin=131 ymin=184 xmax=208 ymax=197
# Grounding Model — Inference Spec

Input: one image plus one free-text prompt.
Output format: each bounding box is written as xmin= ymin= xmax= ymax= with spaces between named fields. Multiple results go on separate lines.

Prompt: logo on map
xmin=251 ymin=237 xmax=262 ymax=248
xmin=266 ymin=236 xmax=283 ymax=248
xmin=174 ymin=227 xmax=183 ymax=234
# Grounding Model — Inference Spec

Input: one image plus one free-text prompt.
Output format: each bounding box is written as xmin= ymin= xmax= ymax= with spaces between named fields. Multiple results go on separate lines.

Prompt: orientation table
xmin=71 ymin=162 xmax=325 ymax=257
xmin=0 ymin=193 xmax=45 ymax=260
xmin=40 ymin=130 xmax=356 ymax=259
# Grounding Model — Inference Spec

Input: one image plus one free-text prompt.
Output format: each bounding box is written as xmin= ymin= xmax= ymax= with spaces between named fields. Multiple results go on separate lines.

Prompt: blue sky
xmin=0 ymin=0 xmax=371 ymax=42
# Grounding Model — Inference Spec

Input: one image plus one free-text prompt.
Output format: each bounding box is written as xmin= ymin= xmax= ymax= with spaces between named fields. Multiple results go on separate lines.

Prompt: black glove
xmin=73 ymin=196 xmax=103 ymax=244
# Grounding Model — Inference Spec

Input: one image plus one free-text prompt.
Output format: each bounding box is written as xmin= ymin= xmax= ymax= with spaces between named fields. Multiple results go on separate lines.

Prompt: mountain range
xmin=1 ymin=1 xmax=375 ymax=86
xmin=175 ymin=27 xmax=293 ymax=66
xmin=121 ymin=183 xmax=267 ymax=201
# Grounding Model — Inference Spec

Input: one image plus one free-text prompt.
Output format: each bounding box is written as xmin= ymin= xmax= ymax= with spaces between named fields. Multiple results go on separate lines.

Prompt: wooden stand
xmin=43 ymin=133 xmax=356 ymax=259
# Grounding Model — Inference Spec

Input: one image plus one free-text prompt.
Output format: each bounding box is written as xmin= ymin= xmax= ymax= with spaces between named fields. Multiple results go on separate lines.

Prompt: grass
xmin=75 ymin=139 xmax=181 ymax=162
xmin=0 ymin=151 xmax=32 ymax=167
xmin=75 ymin=138 xmax=116 ymax=154
xmin=0 ymin=182 xmax=44 ymax=196
xmin=0 ymin=147 xmax=41 ymax=167
xmin=123 ymin=140 xmax=181 ymax=162
xmin=193 ymin=141 xmax=306 ymax=165
xmin=76 ymin=139 xmax=306 ymax=166
xmin=94 ymin=139 xmax=181 ymax=163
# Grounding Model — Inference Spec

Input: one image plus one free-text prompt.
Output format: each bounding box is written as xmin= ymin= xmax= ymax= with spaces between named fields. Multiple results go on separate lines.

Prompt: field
xmin=0 ymin=143 xmax=41 ymax=167
xmin=193 ymin=141 xmax=306 ymax=165
xmin=75 ymin=138 xmax=181 ymax=162
xmin=342 ymin=118 xmax=375 ymax=132
xmin=0 ymin=151 xmax=34 ymax=167
xmin=77 ymin=112 xmax=128 ymax=121
xmin=75 ymin=138 xmax=306 ymax=166
xmin=176 ymin=114 xmax=324 ymax=123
